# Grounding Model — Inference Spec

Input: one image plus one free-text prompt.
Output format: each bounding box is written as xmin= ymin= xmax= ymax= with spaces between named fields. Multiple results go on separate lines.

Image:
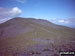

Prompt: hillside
xmin=0 ymin=17 xmax=75 ymax=56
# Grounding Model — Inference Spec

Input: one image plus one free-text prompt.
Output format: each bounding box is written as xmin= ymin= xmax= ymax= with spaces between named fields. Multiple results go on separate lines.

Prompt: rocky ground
xmin=11 ymin=43 xmax=75 ymax=56
xmin=0 ymin=39 xmax=74 ymax=56
xmin=0 ymin=37 xmax=75 ymax=56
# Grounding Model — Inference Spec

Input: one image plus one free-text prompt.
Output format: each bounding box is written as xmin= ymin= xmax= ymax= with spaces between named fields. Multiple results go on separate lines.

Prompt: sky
xmin=0 ymin=0 xmax=75 ymax=28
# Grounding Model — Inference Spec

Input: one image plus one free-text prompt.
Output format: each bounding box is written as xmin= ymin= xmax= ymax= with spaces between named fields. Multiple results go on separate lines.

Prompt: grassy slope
xmin=0 ymin=17 xmax=75 ymax=56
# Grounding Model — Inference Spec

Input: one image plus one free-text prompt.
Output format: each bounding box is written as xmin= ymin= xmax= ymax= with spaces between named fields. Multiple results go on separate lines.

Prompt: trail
xmin=32 ymin=38 xmax=55 ymax=44
xmin=30 ymin=24 xmax=60 ymax=37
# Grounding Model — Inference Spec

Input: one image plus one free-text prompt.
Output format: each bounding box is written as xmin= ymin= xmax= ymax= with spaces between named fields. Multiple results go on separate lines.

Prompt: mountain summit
xmin=0 ymin=17 xmax=75 ymax=56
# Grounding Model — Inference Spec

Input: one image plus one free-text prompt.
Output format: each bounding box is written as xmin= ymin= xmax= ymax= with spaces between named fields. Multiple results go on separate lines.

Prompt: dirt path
xmin=32 ymin=38 xmax=55 ymax=44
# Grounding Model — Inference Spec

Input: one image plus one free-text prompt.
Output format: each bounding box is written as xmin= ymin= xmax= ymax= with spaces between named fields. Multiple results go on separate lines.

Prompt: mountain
xmin=0 ymin=17 xmax=75 ymax=56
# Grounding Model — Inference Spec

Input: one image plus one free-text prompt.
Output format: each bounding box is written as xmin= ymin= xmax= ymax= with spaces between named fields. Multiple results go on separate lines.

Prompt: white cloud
xmin=15 ymin=0 xmax=26 ymax=3
xmin=9 ymin=7 xmax=22 ymax=17
xmin=51 ymin=19 xmax=70 ymax=24
xmin=0 ymin=7 xmax=22 ymax=24
xmin=58 ymin=20 xmax=65 ymax=23
xmin=58 ymin=19 xmax=69 ymax=23
xmin=50 ymin=18 xmax=75 ymax=28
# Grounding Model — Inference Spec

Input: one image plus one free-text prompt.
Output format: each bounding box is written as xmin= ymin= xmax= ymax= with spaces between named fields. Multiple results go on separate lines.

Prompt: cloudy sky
xmin=0 ymin=0 xmax=75 ymax=28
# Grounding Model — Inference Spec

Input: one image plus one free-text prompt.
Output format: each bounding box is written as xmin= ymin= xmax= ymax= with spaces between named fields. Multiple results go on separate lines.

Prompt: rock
xmin=43 ymin=48 xmax=50 ymax=51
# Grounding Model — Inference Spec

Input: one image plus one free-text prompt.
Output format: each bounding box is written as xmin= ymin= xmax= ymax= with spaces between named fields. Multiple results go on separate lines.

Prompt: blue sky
xmin=0 ymin=0 xmax=75 ymax=28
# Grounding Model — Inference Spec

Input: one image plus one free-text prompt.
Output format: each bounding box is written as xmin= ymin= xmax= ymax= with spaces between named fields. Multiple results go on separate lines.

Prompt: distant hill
xmin=0 ymin=17 xmax=75 ymax=56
